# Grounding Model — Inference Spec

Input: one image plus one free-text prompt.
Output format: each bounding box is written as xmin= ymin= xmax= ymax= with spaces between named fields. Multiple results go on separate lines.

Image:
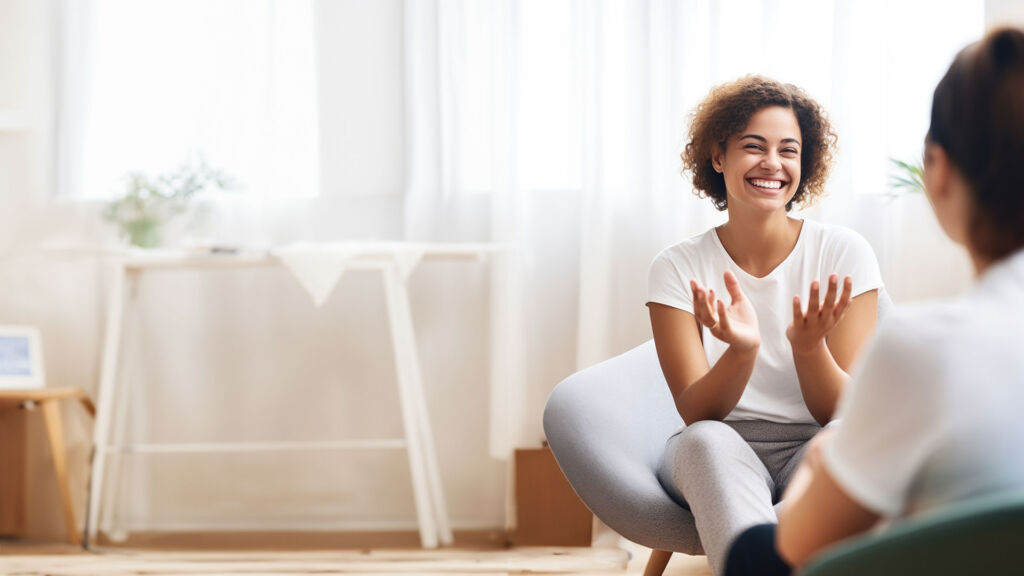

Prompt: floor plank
xmin=0 ymin=539 xmax=713 ymax=576
xmin=0 ymin=546 xmax=630 ymax=576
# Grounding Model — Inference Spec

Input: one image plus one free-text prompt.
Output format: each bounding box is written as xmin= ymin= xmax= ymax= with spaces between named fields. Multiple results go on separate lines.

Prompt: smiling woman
xmin=646 ymin=76 xmax=883 ymax=576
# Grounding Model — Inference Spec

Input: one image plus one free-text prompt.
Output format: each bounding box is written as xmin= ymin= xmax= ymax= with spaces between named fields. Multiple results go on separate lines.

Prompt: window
xmin=437 ymin=0 xmax=984 ymax=197
xmin=59 ymin=0 xmax=318 ymax=200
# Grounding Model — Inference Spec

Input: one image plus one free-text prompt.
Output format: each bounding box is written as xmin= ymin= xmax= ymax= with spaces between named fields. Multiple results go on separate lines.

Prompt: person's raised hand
xmin=786 ymin=274 xmax=853 ymax=354
xmin=690 ymin=270 xmax=760 ymax=351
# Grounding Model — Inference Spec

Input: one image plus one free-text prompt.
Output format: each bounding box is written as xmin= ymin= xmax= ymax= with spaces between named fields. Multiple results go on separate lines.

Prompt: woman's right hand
xmin=690 ymin=270 xmax=760 ymax=351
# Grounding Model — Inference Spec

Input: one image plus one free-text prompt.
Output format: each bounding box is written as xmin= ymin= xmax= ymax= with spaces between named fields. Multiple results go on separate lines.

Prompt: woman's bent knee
xmin=675 ymin=420 xmax=738 ymax=450
xmin=669 ymin=420 xmax=743 ymax=468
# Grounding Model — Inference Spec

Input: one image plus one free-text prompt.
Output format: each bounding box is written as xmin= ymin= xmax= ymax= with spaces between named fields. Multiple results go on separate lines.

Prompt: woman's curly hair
xmin=681 ymin=76 xmax=837 ymax=211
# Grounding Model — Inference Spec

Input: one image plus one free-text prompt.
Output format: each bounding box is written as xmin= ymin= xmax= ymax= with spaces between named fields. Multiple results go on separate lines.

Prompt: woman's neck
xmin=717 ymin=209 xmax=802 ymax=278
xmin=969 ymin=246 xmax=993 ymax=276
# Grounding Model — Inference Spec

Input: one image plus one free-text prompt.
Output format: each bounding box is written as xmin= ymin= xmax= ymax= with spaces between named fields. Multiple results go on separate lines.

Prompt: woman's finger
xmin=723 ymin=270 xmax=744 ymax=303
xmin=808 ymin=281 xmax=821 ymax=315
xmin=823 ymin=274 xmax=839 ymax=311
xmin=692 ymin=286 xmax=710 ymax=325
xmin=699 ymin=289 xmax=718 ymax=327
xmin=833 ymin=276 xmax=854 ymax=318
xmin=792 ymin=295 xmax=803 ymax=324
xmin=698 ymin=287 xmax=712 ymax=323
xmin=716 ymin=298 xmax=730 ymax=333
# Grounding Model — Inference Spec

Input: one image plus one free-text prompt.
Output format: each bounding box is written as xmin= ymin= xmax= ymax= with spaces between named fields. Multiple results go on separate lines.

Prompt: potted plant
xmin=103 ymin=157 xmax=234 ymax=248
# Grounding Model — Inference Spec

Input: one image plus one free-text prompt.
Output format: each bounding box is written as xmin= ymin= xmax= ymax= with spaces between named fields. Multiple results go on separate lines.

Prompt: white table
xmin=84 ymin=243 xmax=503 ymax=549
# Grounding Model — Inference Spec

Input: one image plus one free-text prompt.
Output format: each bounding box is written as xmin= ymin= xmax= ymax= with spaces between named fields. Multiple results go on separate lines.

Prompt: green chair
xmin=802 ymin=490 xmax=1024 ymax=576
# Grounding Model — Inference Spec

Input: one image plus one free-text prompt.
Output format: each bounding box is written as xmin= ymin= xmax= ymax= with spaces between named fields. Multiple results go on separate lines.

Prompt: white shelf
xmin=0 ymin=108 xmax=29 ymax=132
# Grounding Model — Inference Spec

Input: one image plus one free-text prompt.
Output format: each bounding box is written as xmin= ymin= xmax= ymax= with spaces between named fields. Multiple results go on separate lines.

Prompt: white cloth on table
xmin=271 ymin=243 xmax=426 ymax=307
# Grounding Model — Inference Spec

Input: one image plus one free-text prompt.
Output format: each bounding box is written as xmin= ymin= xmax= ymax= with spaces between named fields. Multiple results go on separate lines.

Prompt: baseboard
xmin=93 ymin=529 xmax=510 ymax=550
xmin=111 ymin=519 xmax=501 ymax=532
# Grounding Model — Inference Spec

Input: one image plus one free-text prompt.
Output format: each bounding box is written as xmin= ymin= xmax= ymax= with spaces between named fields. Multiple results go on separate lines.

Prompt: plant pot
xmin=121 ymin=218 xmax=164 ymax=248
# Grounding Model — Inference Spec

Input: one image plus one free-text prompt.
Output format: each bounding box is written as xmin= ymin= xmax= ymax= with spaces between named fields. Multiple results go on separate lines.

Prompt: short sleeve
xmin=647 ymin=249 xmax=694 ymax=313
xmin=827 ymin=229 xmax=884 ymax=298
xmin=823 ymin=312 xmax=945 ymax=516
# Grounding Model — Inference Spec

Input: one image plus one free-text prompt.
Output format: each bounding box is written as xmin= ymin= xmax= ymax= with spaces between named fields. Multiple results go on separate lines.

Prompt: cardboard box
xmin=512 ymin=445 xmax=592 ymax=546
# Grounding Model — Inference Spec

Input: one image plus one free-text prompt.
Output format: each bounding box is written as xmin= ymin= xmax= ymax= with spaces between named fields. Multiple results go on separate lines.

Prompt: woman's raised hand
xmin=786 ymin=274 xmax=853 ymax=354
xmin=690 ymin=270 xmax=760 ymax=351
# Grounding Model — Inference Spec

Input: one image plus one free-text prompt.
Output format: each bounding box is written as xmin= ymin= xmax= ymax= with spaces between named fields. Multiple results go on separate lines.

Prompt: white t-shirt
xmin=647 ymin=219 xmax=884 ymax=424
xmin=825 ymin=248 xmax=1024 ymax=518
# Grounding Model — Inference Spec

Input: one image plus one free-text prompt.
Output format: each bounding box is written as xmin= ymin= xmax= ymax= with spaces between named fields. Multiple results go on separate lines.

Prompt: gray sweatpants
xmin=657 ymin=419 xmax=831 ymax=576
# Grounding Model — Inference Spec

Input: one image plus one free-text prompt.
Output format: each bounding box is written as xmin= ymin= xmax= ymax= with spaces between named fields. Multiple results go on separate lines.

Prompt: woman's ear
xmin=923 ymin=142 xmax=951 ymax=202
xmin=711 ymin=143 xmax=725 ymax=173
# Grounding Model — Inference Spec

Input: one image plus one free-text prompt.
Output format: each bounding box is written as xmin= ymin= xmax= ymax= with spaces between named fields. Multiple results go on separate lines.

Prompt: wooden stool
xmin=0 ymin=387 xmax=95 ymax=545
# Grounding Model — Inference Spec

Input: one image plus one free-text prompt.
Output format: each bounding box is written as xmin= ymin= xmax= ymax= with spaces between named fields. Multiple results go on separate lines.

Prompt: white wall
xmin=987 ymin=0 xmax=1024 ymax=27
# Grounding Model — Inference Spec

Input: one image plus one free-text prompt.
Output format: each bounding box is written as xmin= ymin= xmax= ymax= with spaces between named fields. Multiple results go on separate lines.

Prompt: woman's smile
xmin=747 ymin=178 xmax=788 ymax=195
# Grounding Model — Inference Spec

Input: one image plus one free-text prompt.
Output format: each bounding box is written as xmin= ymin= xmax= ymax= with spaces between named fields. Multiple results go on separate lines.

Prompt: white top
xmin=647 ymin=219 xmax=883 ymax=424
xmin=825 ymin=248 xmax=1024 ymax=517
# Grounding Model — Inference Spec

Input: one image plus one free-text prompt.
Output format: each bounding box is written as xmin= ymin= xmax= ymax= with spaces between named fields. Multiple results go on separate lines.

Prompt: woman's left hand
xmin=786 ymin=274 xmax=853 ymax=355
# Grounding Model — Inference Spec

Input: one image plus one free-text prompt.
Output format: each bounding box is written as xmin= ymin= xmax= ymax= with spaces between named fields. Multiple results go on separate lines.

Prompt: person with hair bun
xmin=646 ymin=76 xmax=883 ymax=575
xmin=724 ymin=27 xmax=1024 ymax=576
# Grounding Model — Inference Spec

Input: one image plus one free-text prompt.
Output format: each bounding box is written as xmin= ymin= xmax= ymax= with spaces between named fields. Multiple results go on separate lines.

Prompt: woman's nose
xmin=760 ymin=153 xmax=781 ymax=170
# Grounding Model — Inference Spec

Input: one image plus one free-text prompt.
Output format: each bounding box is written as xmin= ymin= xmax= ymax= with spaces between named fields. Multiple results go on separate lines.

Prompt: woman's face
xmin=713 ymin=106 xmax=802 ymax=214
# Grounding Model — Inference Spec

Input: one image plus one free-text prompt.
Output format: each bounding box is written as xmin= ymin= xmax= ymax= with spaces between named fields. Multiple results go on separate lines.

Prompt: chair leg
xmin=644 ymin=549 xmax=673 ymax=576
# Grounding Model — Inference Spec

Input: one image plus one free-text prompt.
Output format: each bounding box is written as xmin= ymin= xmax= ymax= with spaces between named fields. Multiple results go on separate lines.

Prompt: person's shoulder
xmin=867 ymin=300 xmax=967 ymax=372
xmin=652 ymin=228 xmax=718 ymax=265
xmin=801 ymin=220 xmax=880 ymax=273
xmin=648 ymin=229 xmax=718 ymax=305
xmin=803 ymin=219 xmax=872 ymax=250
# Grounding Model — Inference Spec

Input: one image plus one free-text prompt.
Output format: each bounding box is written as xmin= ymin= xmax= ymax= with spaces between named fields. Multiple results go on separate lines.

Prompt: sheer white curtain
xmin=405 ymin=0 xmax=984 ymax=458
xmin=59 ymin=0 xmax=318 ymax=201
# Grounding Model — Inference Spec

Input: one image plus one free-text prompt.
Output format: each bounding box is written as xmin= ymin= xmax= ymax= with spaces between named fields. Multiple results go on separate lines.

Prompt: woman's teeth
xmin=750 ymin=179 xmax=783 ymax=189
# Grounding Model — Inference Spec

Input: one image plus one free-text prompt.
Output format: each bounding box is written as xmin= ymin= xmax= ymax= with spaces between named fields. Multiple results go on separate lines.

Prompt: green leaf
xmin=888 ymin=157 xmax=925 ymax=195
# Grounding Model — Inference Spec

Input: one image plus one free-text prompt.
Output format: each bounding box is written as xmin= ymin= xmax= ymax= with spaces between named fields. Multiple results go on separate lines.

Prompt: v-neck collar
xmin=711 ymin=219 xmax=807 ymax=280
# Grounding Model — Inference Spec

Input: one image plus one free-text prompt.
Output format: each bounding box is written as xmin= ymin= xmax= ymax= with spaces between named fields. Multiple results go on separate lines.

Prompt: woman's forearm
xmin=675 ymin=344 xmax=759 ymax=424
xmin=792 ymin=341 xmax=847 ymax=425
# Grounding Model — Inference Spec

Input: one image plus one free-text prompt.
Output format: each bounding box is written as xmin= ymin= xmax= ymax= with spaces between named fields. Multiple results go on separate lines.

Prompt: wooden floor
xmin=0 ymin=537 xmax=712 ymax=576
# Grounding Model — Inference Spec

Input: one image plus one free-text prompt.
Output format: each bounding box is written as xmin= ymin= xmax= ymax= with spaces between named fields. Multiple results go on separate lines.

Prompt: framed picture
xmin=0 ymin=325 xmax=45 ymax=390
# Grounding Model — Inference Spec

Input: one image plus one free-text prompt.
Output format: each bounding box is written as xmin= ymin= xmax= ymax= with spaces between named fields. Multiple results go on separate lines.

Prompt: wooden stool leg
xmin=644 ymin=549 xmax=673 ymax=576
xmin=41 ymin=400 xmax=81 ymax=546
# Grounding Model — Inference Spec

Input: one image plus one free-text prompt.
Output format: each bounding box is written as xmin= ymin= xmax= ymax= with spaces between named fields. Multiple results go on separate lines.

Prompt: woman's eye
xmin=744 ymin=144 xmax=764 ymax=151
